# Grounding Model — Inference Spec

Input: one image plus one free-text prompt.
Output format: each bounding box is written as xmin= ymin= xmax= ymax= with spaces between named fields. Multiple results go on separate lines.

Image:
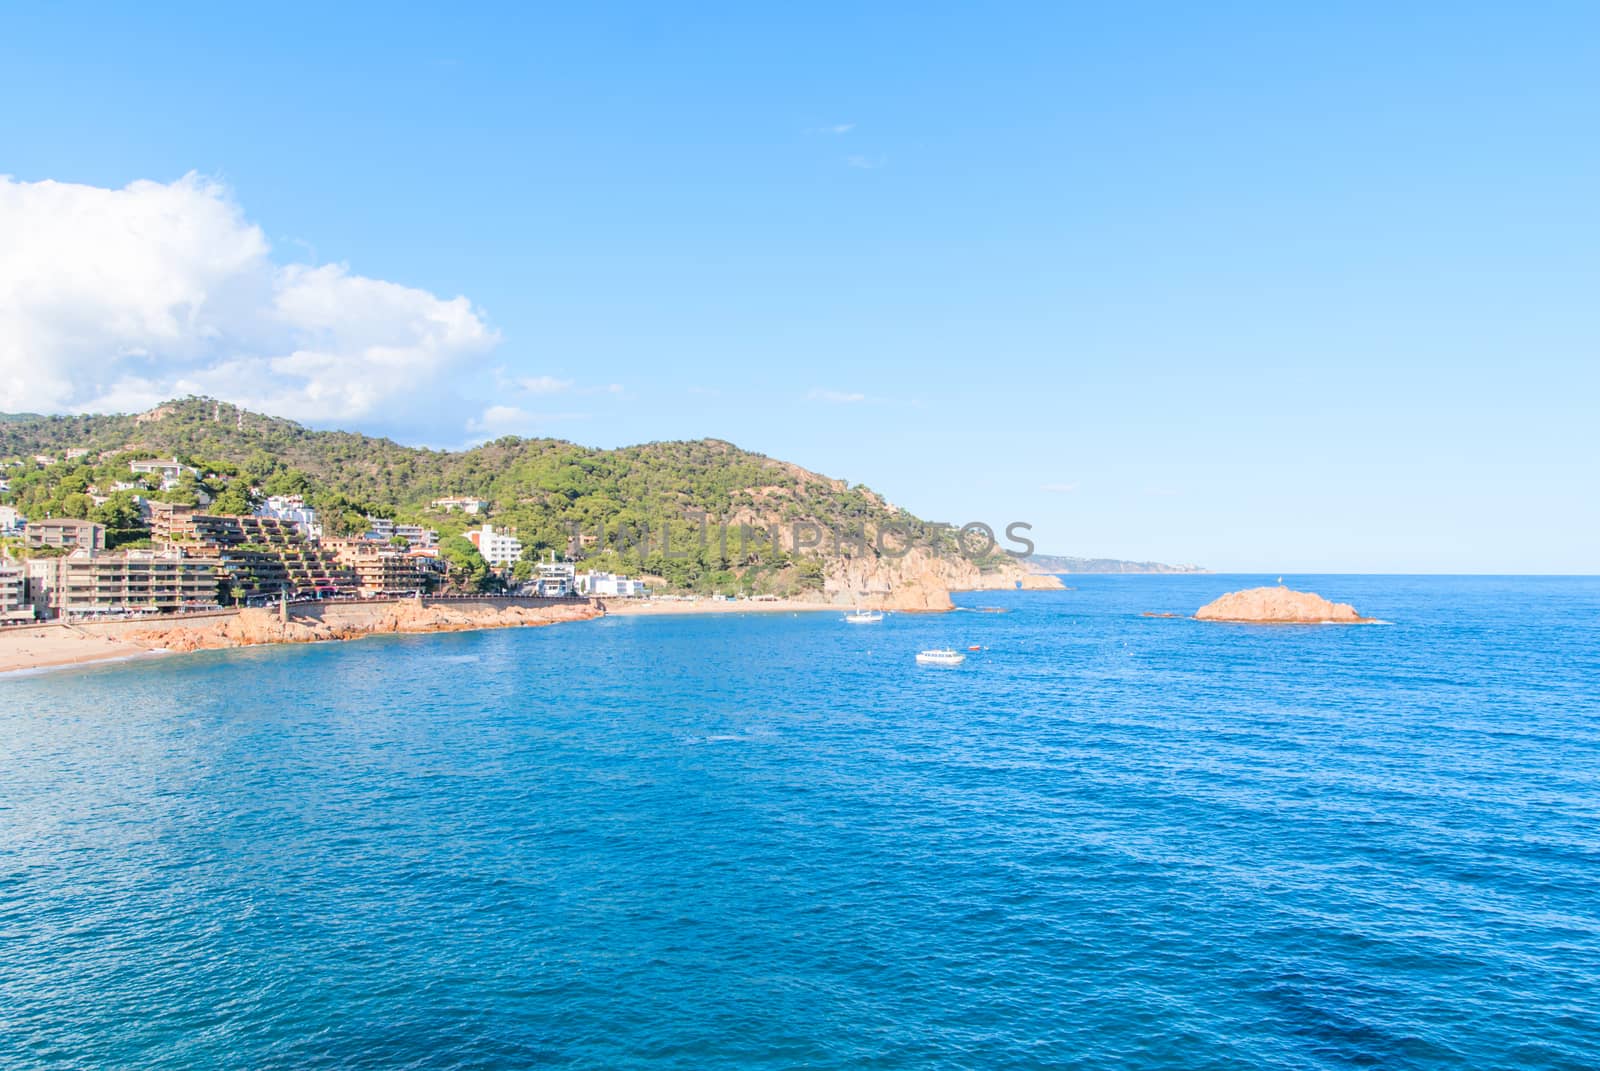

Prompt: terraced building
xmin=150 ymin=505 xmax=357 ymax=599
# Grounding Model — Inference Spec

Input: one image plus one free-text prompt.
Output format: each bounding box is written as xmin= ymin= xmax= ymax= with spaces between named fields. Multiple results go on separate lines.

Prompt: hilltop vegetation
xmin=1 ymin=397 xmax=984 ymax=595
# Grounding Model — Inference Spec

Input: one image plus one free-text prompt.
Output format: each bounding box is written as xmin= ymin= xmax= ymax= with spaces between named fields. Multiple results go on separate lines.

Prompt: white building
xmin=576 ymin=571 xmax=648 ymax=597
xmin=466 ymin=524 xmax=522 ymax=567
xmin=254 ymin=494 xmax=321 ymax=537
xmin=432 ymin=497 xmax=488 ymax=515
xmin=130 ymin=457 xmax=198 ymax=490
xmin=0 ymin=505 xmax=22 ymax=533
xmin=535 ymin=555 xmax=577 ymax=597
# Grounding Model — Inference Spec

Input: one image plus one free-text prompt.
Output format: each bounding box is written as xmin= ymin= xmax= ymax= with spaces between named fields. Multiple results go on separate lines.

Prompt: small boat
xmin=915 ymin=648 xmax=966 ymax=666
xmin=844 ymin=609 xmax=885 ymax=624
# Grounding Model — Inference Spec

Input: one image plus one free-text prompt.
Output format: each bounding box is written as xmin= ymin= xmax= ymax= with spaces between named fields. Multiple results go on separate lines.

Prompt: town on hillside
xmin=0 ymin=452 xmax=648 ymax=624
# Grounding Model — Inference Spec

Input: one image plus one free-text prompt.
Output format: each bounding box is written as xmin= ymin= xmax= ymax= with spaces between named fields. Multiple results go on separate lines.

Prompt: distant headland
xmin=1025 ymin=553 xmax=1209 ymax=575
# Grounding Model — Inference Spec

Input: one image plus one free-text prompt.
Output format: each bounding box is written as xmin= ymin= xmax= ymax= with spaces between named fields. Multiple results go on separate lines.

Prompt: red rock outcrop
xmin=1194 ymin=587 xmax=1371 ymax=624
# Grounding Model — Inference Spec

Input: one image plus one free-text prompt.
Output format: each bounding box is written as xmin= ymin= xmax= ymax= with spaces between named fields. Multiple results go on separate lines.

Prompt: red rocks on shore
xmin=129 ymin=601 xmax=600 ymax=653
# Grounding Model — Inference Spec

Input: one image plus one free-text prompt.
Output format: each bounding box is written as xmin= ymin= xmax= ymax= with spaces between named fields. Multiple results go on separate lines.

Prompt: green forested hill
xmin=1 ymin=397 xmax=952 ymax=594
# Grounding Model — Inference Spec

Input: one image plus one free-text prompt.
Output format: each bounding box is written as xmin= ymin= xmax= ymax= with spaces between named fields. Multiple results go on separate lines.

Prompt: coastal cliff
xmin=1195 ymin=587 xmax=1372 ymax=624
xmin=822 ymin=546 xmax=1065 ymax=612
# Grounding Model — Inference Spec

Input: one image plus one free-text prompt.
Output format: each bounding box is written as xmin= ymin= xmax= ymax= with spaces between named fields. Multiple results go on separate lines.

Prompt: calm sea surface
xmin=3 ymin=576 xmax=1598 ymax=1070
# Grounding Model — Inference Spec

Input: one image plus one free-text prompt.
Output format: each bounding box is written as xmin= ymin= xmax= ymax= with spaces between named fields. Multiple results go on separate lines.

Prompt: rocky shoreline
xmin=127 ymin=600 xmax=602 ymax=653
xmin=0 ymin=599 xmax=601 ymax=675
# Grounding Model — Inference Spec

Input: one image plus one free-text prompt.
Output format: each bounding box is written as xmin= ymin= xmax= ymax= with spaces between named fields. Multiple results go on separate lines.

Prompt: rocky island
xmin=1194 ymin=586 xmax=1373 ymax=624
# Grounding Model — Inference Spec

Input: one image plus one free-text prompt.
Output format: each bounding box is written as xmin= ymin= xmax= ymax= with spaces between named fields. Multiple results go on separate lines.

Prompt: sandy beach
xmin=0 ymin=626 xmax=157 ymax=675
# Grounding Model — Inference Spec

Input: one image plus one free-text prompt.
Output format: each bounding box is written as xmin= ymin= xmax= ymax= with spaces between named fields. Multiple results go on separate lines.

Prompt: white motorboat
xmin=915 ymin=648 xmax=966 ymax=666
xmin=844 ymin=609 xmax=885 ymax=624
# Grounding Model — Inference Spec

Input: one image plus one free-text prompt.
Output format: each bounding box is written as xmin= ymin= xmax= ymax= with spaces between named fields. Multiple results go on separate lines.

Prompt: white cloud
xmin=808 ymin=388 xmax=866 ymax=403
xmin=471 ymin=404 xmax=534 ymax=432
xmin=846 ymin=154 xmax=887 ymax=170
xmin=818 ymin=122 xmax=855 ymax=135
xmin=1040 ymin=482 xmax=1079 ymax=493
xmin=0 ymin=173 xmax=498 ymax=433
xmin=518 ymin=375 xmax=574 ymax=394
xmin=465 ymin=403 xmax=589 ymax=440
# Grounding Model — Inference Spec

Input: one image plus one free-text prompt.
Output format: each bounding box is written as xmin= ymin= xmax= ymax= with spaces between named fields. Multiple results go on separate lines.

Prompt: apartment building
xmin=151 ymin=508 xmax=357 ymax=599
xmin=1 ymin=560 xmax=34 ymax=623
xmin=466 ymin=524 xmax=523 ymax=567
xmin=25 ymin=548 xmax=219 ymax=619
xmin=25 ymin=519 xmax=106 ymax=552
xmin=324 ymin=539 xmax=440 ymax=594
xmin=366 ymin=517 xmax=439 ymax=548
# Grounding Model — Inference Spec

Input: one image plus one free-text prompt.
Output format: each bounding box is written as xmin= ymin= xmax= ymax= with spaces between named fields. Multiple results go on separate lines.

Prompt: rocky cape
xmin=1194 ymin=587 xmax=1373 ymax=624
xmin=822 ymin=547 xmax=1065 ymax=612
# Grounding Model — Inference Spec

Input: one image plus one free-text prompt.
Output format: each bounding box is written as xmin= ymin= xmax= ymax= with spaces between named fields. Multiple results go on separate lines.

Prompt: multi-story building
xmin=25 ymin=548 xmax=219 ymax=619
xmin=145 ymin=501 xmax=199 ymax=543
xmin=0 ymin=505 xmax=23 ymax=533
xmin=324 ymin=539 xmax=439 ymax=595
xmin=1 ymin=560 xmax=34 ymax=623
xmin=25 ymin=519 xmax=106 ymax=552
xmin=466 ymin=524 xmax=522 ymax=567
xmin=151 ymin=509 xmax=357 ymax=599
xmin=365 ymin=517 xmax=439 ymax=548
xmin=534 ymin=556 xmax=577 ymax=597
xmin=576 ymin=571 xmax=649 ymax=597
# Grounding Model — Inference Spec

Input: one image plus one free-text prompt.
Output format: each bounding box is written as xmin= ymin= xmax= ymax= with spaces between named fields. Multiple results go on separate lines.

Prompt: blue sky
xmin=2 ymin=3 xmax=1597 ymax=572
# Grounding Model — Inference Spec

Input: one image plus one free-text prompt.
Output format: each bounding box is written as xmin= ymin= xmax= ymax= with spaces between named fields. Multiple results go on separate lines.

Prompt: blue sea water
xmin=2 ymin=575 xmax=1599 ymax=1070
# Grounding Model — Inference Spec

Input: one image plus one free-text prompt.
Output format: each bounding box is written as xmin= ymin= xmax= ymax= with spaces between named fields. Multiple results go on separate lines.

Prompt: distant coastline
xmin=1024 ymin=553 xmax=1209 ymax=575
